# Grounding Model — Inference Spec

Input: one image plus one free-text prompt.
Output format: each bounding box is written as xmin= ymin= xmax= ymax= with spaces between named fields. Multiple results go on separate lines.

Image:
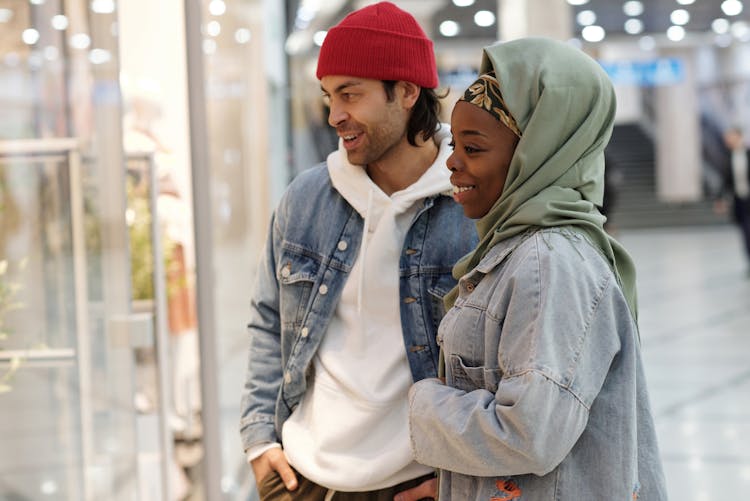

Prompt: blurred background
xmin=0 ymin=0 xmax=749 ymax=499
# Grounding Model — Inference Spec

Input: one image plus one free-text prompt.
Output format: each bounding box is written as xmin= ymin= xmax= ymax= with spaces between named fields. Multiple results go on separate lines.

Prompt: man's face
xmin=320 ymin=76 xmax=410 ymax=166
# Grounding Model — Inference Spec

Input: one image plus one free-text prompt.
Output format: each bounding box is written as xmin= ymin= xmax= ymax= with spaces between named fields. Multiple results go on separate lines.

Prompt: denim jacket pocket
xmin=427 ymin=273 xmax=459 ymax=329
xmin=277 ymin=249 xmax=320 ymax=329
xmin=449 ymin=354 xmax=503 ymax=394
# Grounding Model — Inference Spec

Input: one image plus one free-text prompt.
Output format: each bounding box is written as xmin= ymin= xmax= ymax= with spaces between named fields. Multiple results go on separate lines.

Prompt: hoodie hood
xmin=327 ymin=125 xmax=453 ymax=228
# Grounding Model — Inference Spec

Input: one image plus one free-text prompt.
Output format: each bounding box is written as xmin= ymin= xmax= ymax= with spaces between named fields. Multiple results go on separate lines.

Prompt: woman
xmin=407 ymin=38 xmax=667 ymax=500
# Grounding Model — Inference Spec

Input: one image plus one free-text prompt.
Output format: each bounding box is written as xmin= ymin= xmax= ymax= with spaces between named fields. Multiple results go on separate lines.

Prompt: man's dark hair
xmin=383 ymin=81 xmax=445 ymax=147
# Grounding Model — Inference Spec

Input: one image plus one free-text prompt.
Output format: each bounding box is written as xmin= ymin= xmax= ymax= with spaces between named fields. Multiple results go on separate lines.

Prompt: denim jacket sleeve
xmin=239 ymin=211 xmax=283 ymax=451
xmin=408 ymin=232 xmax=624 ymax=477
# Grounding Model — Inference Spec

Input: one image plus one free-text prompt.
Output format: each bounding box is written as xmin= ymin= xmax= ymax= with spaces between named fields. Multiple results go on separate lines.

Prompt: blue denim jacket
xmin=239 ymin=164 xmax=478 ymax=450
xmin=408 ymin=228 xmax=668 ymax=500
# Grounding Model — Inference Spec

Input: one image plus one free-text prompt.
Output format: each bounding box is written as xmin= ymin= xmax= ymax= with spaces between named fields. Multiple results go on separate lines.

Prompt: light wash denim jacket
xmin=239 ymin=164 xmax=478 ymax=451
xmin=408 ymin=228 xmax=668 ymax=500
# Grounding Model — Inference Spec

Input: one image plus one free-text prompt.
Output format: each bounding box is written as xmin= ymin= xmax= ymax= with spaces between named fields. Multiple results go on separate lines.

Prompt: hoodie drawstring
xmin=357 ymin=187 xmax=374 ymax=315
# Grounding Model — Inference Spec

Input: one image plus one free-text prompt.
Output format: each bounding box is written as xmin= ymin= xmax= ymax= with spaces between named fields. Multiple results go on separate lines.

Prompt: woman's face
xmin=447 ymin=100 xmax=520 ymax=219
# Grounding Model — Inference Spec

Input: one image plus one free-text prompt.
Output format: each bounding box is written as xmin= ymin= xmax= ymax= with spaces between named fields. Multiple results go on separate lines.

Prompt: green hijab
xmin=444 ymin=38 xmax=638 ymax=322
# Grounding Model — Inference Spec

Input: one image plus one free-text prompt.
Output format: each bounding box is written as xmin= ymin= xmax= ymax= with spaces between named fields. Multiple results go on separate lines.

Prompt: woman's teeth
xmin=453 ymin=185 xmax=476 ymax=194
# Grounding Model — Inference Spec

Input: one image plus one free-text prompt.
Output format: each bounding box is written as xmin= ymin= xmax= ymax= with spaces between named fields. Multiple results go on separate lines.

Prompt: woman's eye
xmin=448 ymin=141 xmax=456 ymax=149
xmin=465 ymin=145 xmax=480 ymax=154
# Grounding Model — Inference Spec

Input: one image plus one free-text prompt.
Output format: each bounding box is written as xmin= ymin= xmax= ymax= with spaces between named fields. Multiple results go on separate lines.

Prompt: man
xmin=719 ymin=126 xmax=750 ymax=273
xmin=239 ymin=2 xmax=477 ymax=500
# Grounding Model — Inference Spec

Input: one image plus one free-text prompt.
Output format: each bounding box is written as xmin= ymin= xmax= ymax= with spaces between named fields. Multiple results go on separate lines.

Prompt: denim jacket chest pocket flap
xmin=449 ymin=353 xmax=504 ymax=394
xmin=277 ymin=248 xmax=321 ymax=329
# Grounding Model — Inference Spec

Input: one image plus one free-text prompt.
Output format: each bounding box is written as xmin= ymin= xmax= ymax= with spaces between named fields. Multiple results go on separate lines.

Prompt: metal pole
xmin=183 ymin=1 xmax=223 ymax=498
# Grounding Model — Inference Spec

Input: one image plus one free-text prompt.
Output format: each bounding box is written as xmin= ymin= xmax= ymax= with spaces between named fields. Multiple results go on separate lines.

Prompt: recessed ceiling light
xmin=474 ymin=10 xmax=495 ymax=27
xmin=567 ymin=0 xmax=589 ymax=5
xmin=22 ymin=28 xmax=40 ymax=45
xmin=623 ymin=1 xmax=644 ymax=17
xmin=581 ymin=25 xmax=605 ymax=42
xmin=235 ymin=28 xmax=252 ymax=44
xmin=577 ymin=10 xmax=597 ymax=26
xmin=452 ymin=0 xmax=475 ymax=6
xmin=730 ymin=20 xmax=750 ymax=40
xmin=624 ymin=18 xmax=644 ymax=34
xmin=440 ymin=20 xmax=460 ymax=37
xmin=51 ymin=14 xmax=69 ymax=30
xmin=670 ymin=9 xmax=690 ymax=25
xmin=721 ymin=0 xmax=744 ymax=16
xmin=667 ymin=25 xmax=686 ymax=41
xmin=676 ymin=0 xmax=695 ymax=4
xmin=712 ymin=18 xmax=730 ymax=33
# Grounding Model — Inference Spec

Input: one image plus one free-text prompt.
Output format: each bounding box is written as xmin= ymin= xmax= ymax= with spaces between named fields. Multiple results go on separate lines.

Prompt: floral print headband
xmin=459 ymin=72 xmax=522 ymax=138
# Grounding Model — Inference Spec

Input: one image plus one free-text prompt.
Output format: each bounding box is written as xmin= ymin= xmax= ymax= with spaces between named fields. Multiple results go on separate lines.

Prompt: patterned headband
xmin=459 ymin=72 xmax=521 ymax=138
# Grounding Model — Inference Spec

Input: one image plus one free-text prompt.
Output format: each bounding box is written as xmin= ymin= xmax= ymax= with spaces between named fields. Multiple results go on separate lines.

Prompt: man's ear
xmin=398 ymin=81 xmax=421 ymax=109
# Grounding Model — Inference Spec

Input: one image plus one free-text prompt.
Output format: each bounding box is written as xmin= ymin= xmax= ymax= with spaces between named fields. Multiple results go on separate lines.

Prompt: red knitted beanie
xmin=316 ymin=1 xmax=438 ymax=89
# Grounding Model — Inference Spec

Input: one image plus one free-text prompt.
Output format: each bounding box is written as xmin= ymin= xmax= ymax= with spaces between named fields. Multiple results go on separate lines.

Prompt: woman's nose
xmin=446 ymin=151 xmax=461 ymax=172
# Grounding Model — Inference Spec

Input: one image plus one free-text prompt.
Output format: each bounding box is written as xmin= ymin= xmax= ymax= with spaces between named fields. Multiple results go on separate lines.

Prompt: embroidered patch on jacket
xmin=490 ymin=479 xmax=522 ymax=500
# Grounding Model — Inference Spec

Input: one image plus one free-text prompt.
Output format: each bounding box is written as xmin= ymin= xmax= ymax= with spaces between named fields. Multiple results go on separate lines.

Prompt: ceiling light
xmin=202 ymin=39 xmax=217 ymax=55
xmin=206 ymin=20 xmax=221 ymax=37
xmin=0 ymin=8 xmax=13 ymax=23
xmin=581 ymin=25 xmax=605 ymax=42
xmin=577 ymin=10 xmax=597 ymax=26
xmin=439 ymin=20 xmax=460 ymax=37
xmin=209 ymin=0 xmax=226 ymax=16
xmin=677 ymin=0 xmax=695 ymax=4
xmin=721 ymin=0 xmax=744 ymax=16
xmin=567 ymin=0 xmax=590 ymax=5
xmin=51 ymin=15 xmax=69 ymax=30
xmin=667 ymin=25 xmax=686 ymax=41
xmin=30 ymin=0 xmax=45 ymax=4
xmin=90 ymin=0 xmax=115 ymax=14
xmin=22 ymin=29 xmax=40 ymax=45
xmin=624 ymin=18 xmax=644 ymax=34
xmin=313 ymin=30 xmax=326 ymax=46
xmin=235 ymin=28 xmax=252 ymax=44
xmin=474 ymin=10 xmax=495 ymax=27
xmin=452 ymin=0 xmax=475 ymax=6
xmin=623 ymin=1 xmax=644 ymax=17
xmin=712 ymin=18 xmax=730 ymax=33
xmin=731 ymin=20 xmax=750 ymax=40
xmin=70 ymin=33 xmax=91 ymax=49
xmin=670 ymin=9 xmax=690 ymax=25
xmin=89 ymin=48 xmax=111 ymax=65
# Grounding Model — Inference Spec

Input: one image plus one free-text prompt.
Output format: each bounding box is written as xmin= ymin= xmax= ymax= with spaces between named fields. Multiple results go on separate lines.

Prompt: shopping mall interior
xmin=1 ymin=0 xmax=749 ymax=499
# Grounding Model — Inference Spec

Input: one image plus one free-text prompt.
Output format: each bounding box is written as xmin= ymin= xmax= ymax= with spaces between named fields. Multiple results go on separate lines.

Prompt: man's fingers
xmin=270 ymin=455 xmax=298 ymax=491
xmin=393 ymin=477 xmax=437 ymax=501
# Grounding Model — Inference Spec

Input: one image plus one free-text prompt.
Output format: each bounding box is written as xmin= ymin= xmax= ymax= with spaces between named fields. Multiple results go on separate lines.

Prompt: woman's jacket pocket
xmin=449 ymin=354 xmax=503 ymax=394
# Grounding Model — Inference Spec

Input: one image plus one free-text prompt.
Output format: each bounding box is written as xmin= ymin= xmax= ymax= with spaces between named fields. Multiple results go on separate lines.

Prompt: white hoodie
xmin=281 ymin=127 xmax=453 ymax=491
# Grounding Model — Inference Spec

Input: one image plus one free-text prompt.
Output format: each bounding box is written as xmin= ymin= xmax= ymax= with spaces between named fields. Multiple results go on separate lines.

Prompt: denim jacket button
xmin=319 ymin=284 xmax=329 ymax=295
xmin=281 ymin=265 xmax=291 ymax=278
xmin=403 ymin=296 xmax=417 ymax=304
xmin=337 ymin=240 xmax=348 ymax=251
xmin=405 ymin=248 xmax=418 ymax=255
xmin=300 ymin=327 xmax=309 ymax=338
xmin=284 ymin=372 xmax=292 ymax=384
xmin=465 ymin=283 xmax=475 ymax=292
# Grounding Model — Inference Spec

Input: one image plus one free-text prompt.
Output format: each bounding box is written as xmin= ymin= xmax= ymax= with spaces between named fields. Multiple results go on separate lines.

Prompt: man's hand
xmin=393 ymin=477 xmax=437 ymax=501
xmin=251 ymin=448 xmax=298 ymax=491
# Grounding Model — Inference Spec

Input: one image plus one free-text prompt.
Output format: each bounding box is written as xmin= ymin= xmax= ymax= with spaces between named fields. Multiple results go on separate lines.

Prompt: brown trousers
xmin=258 ymin=470 xmax=435 ymax=501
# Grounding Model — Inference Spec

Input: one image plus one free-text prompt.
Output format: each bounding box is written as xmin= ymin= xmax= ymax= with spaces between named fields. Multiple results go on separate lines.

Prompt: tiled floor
xmin=619 ymin=224 xmax=750 ymax=500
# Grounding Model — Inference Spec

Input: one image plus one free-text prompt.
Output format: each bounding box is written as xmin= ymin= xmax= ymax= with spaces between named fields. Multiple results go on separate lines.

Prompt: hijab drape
xmin=444 ymin=38 xmax=638 ymax=322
